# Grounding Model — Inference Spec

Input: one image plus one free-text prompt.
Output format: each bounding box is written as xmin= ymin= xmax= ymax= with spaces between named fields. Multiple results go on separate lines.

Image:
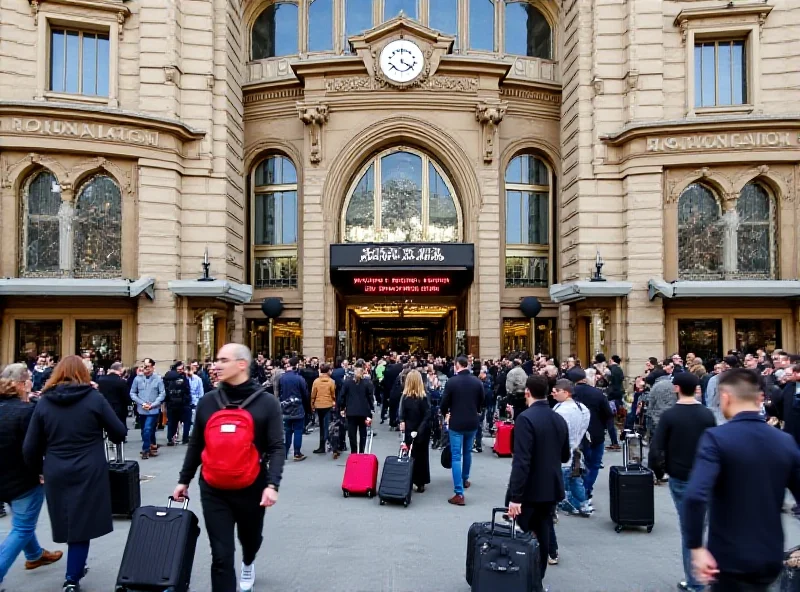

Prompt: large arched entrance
xmin=329 ymin=146 xmax=474 ymax=357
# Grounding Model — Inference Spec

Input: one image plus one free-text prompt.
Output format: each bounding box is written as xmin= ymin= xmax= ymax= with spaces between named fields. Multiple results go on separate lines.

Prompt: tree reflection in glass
xmin=678 ymin=183 xmax=723 ymax=279
xmin=380 ymin=151 xmax=423 ymax=242
xmin=73 ymin=175 xmax=122 ymax=276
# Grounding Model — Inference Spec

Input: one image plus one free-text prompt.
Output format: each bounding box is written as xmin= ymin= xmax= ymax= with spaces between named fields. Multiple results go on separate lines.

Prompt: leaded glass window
xmin=342 ymin=148 xmax=461 ymax=243
xmin=24 ymin=171 xmax=61 ymax=274
xmin=678 ymin=184 xmax=723 ymax=279
xmin=73 ymin=175 xmax=122 ymax=276
xmin=736 ymin=183 xmax=773 ymax=278
xmin=252 ymin=2 xmax=299 ymax=59
xmin=504 ymin=2 xmax=552 ymax=59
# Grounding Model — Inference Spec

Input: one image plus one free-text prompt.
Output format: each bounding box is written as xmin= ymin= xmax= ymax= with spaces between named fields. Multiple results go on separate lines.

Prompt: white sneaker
xmin=240 ymin=562 xmax=255 ymax=592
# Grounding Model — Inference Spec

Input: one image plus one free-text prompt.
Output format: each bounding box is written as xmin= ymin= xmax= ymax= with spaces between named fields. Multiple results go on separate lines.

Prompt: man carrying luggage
xmin=507 ymin=374 xmax=570 ymax=585
xmin=173 ymin=343 xmax=285 ymax=592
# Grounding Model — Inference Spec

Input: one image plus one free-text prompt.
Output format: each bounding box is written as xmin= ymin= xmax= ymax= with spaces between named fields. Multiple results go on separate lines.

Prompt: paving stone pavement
xmin=3 ymin=418 xmax=800 ymax=592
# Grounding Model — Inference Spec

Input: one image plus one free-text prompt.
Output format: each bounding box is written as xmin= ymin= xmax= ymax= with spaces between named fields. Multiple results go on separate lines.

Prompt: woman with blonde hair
xmin=23 ymin=355 xmax=127 ymax=592
xmin=399 ymin=369 xmax=432 ymax=492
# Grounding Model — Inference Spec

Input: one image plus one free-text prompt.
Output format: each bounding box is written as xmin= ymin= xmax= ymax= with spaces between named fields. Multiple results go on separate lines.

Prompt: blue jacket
xmin=279 ymin=370 xmax=308 ymax=420
xmin=482 ymin=375 xmax=495 ymax=407
xmin=683 ymin=411 xmax=800 ymax=578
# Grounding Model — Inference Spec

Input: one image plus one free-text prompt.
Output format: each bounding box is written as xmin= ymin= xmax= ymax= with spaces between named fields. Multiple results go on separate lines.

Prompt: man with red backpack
xmin=173 ymin=343 xmax=285 ymax=592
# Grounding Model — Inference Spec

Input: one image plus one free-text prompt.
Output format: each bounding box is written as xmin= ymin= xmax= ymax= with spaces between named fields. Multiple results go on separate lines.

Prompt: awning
xmin=648 ymin=279 xmax=800 ymax=300
xmin=549 ymin=281 xmax=633 ymax=304
xmin=168 ymin=279 xmax=253 ymax=304
xmin=0 ymin=276 xmax=155 ymax=299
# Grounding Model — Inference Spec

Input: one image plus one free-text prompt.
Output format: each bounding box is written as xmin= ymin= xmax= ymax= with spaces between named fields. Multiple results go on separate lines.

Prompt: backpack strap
xmin=213 ymin=387 xmax=264 ymax=410
xmin=238 ymin=388 xmax=265 ymax=410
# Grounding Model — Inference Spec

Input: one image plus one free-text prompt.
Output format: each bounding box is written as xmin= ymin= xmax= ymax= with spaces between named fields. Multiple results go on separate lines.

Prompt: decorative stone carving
xmin=592 ymin=77 xmax=604 ymax=95
xmin=71 ymin=156 xmax=133 ymax=194
xmin=297 ymin=102 xmax=329 ymax=165
xmin=626 ymin=70 xmax=639 ymax=91
xmin=164 ymin=66 xmax=177 ymax=84
xmin=30 ymin=0 xmax=40 ymax=23
xmin=679 ymin=19 xmax=689 ymax=43
xmin=475 ymin=100 xmax=507 ymax=163
xmin=324 ymin=75 xmax=478 ymax=94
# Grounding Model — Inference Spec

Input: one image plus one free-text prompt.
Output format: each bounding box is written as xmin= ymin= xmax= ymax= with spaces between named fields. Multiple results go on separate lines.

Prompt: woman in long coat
xmin=23 ymin=355 xmax=127 ymax=592
xmin=399 ymin=370 xmax=431 ymax=492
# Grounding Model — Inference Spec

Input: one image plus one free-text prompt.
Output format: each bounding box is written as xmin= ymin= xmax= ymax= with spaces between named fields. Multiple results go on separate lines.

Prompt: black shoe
xmin=313 ymin=448 xmax=325 ymax=454
xmin=63 ymin=583 xmax=81 ymax=592
xmin=167 ymin=442 xmax=175 ymax=447
xmin=380 ymin=419 xmax=385 ymax=424
xmin=475 ymin=448 xmax=483 ymax=453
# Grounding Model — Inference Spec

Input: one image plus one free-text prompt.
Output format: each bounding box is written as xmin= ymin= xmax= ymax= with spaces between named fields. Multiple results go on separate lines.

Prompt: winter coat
xmin=646 ymin=375 xmax=676 ymax=429
xmin=279 ymin=370 xmax=308 ymax=420
xmin=22 ymin=383 xmax=127 ymax=543
xmin=339 ymin=378 xmax=375 ymax=418
xmin=311 ymin=375 xmax=336 ymax=410
xmin=506 ymin=365 xmax=527 ymax=396
xmin=0 ymin=395 xmax=40 ymax=502
xmin=163 ymin=369 xmax=192 ymax=410
xmin=96 ymin=373 xmax=131 ymax=422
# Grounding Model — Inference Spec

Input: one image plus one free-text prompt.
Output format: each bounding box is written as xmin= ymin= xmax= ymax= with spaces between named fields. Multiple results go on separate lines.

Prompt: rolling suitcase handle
xmin=490 ymin=507 xmax=517 ymax=539
xmin=167 ymin=495 xmax=190 ymax=510
xmin=365 ymin=424 xmax=374 ymax=455
xmin=622 ymin=430 xmax=643 ymax=469
xmin=105 ymin=437 xmax=126 ymax=464
xmin=398 ymin=431 xmax=417 ymax=460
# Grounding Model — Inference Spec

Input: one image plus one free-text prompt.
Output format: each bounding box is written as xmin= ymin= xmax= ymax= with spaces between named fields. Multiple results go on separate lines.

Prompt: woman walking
xmin=338 ymin=363 xmax=374 ymax=454
xmin=399 ymin=370 xmax=431 ymax=493
xmin=23 ymin=355 xmax=127 ymax=592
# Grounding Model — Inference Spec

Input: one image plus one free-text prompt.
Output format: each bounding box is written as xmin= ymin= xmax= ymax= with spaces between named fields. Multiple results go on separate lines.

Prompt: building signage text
xmin=352 ymin=276 xmax=451 ymax=294
xmin=359 ymin=246 xmax=445 ymax=264
xmin=646 ymin=132 xmax=798 ymax=152
xmin=5 ymin=118 xmax=159 ymax=147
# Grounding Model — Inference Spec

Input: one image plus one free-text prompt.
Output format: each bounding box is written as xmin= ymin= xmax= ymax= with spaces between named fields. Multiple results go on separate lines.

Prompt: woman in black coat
xmin=399 ymin=370 xmax=431 ymax=492
xmin=23 ymin=355 xmax=127 ymax=592
xmin=338 ymin=365 xmax=375 ymax=453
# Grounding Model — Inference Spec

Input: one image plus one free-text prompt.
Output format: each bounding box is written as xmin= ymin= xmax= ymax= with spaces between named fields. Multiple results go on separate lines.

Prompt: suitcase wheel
xmin=647 ymin=525 xmax=653 ymax=533
xmin=380 ymin=499 xmax=386 ymax=505
xmin=342 ymin=489 xmax=350 ymax=498
xmin=366 ymin=489 xmax=374 ymax=499
xmin=614 ymin=525 xmax=623 ymax=533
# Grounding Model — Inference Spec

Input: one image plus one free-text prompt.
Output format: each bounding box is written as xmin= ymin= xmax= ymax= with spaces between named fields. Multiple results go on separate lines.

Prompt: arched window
xmin=23 ymin=171 xmax=62 ymax=274
xmin=430 ymin=0 xmax=458 ymax=37
xmin=342 ymin=148 xmax=461 ymax=243
xmin=252 ymin=2 xmax=298 ymax=60
xmin=469 ymin=0 xmax=495 ymax=51
xmin=73 ymin=175 xmax=122 ymax=276
xmin=737 ymin=182 xmax=774 ymax=278
xmin=678 ymin=183 xmax=723 ymax=280
xmin=504 ymin=154 xmax=552 ymax=287
xmin=252 ymin=155 xmax=299 ymax=288
xmin=505 ymin=2 xmax=551 ymax=59
xmin=384 ymin=0 xmax=417 ymax=20
xmin=308 ymin=0 xmax=333 ymax=52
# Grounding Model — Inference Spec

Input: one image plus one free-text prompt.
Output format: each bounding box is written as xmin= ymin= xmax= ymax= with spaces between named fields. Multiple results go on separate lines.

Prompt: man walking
xmin=440 ymin=355 xmax=484 ymax=506
xmin=97 ymin=362 xmax=132 ymax=426
xmin=605 ymin=355 xmax=625 ymax=450
xmin=278 ymin=357 xmax=309 ymax=461
xmin=552 ymin=379 xmax=591 ymax=516
xmin=507 ymin=375 xmax=570 ymax=588
xmin=173 ymin=344 xmax=285 ymax=592
xmin=164 ymin=362 xmax=192 ymax=446
xmin=505 ymin=357 xmax=528 ymax=420
xmin=129 ymin=358 xmax=166 ymax=459
xmin=648 ymin=372 xmax=715 ymax=592
xmin=684 ymin=369 xmax=800 ymax=591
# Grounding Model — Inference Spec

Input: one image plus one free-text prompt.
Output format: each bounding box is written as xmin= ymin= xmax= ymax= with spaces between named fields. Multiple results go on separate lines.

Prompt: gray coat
xmin=23 ymin=384 xmax=127 ymax=543
xmin=645 ymin=376 xmax=676 ymax=429
xmin=505 ymin=365 xmax=527 ymax=396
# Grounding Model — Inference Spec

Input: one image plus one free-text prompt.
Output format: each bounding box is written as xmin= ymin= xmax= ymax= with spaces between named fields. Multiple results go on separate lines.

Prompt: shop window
xmin=503 ymin=319 xmax=530 ymax=354
xmin=736 ymin=183 xmax=774 ymax=278
xmin=345 ymin=0 xmax=373 ymax=47
xmin=534 ymin=317 xmax=555 ymax=357
xmin=342 ymin=147 xmax=461 ymax=243
xmin=24 ymin=171 xmax=61 ymax=274
xmin=504 ymin=2 xmax=551 ymax=59
xmin=252 ymin=155 xmax=298 ymax=288
xmin=678 ymin=318 xmax=723 ymax=362
xmin=308 ymin=0 xmax=334 ymax=52
xmin=504 ymin=153 xmax=552 ymax=288
xmin=73 ymin=175 xmax=122 ymax=277
xmin=430 ymin=0 xmax=458 ymax=37
xmin=469 ymin=0 xmax=494 ymax=51
xmin=252 ymin=2 xmax=299 ymax=59
xmin=677 ymin=183 xmax=723 ymax=280
xmin=50 ymin=27 xmax=109 ymax=97
xmin=250 ymin=319 xmax=302 ymax=358
xmin=16 ymin=320 xmax=63 ymax=364
xmin=736 ymin=319 xmax=781 ymax=356
xmin=76 ymin=320 xmax=122 ymax=372
xmin=384 ymin=0 xmax=416 ymax=20
xmin=694 ymin=39 xmax=746 ymax=108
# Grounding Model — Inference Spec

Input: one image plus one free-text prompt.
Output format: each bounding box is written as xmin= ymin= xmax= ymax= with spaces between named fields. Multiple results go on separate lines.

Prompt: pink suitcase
xmin=493 ymin=420 xmax=514 ymax=457
xmin=341 ymin=427 xmax=378 ymax=498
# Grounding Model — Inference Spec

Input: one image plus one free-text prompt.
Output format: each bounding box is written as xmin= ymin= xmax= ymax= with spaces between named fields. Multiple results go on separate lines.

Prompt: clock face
xmin=379 ymin=39 xmax=425 ymax=84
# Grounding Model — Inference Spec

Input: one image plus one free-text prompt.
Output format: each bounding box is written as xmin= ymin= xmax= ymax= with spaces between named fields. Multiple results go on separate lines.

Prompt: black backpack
xmin=165 ymin=377 xmax=186 ymax=408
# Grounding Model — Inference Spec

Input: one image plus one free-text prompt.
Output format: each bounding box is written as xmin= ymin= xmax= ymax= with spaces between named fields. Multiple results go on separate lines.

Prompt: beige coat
xmin=311 ymin=375 xmax=336 ymax=411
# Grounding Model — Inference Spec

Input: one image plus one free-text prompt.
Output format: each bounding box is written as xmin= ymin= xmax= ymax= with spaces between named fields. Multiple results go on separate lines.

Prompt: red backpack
xmin=201 ymin=389 xmax=263 ymax=490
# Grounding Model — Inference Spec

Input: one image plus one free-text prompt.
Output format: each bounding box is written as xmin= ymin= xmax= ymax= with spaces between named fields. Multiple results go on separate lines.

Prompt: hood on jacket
xmin=163 ymin=369 xmax=183 ymax=381
xmin=43 ymin=383 xmax=95 ymax=405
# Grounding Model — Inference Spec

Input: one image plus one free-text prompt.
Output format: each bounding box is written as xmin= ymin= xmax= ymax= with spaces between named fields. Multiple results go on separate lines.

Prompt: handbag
xmin=441 ymin=444 xmax=452 ymax=469
xmin=570 ymin=448 xmax=582 ymax=477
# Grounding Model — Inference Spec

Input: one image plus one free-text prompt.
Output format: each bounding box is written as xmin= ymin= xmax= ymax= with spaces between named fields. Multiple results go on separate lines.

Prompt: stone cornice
xmin=673 ymin=3 xmax=773 ymax=28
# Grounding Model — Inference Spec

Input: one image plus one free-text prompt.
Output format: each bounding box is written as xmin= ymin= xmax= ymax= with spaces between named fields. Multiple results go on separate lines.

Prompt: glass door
xmin=75 ymin=320 xmax=122 ymax=372
xmin=735 ymin=319 xmax=781 ymax=355
xmin=678 ymin=319 xmax=723 ymax=362
xmin=16 ymin=320 xmax=63 ymax=364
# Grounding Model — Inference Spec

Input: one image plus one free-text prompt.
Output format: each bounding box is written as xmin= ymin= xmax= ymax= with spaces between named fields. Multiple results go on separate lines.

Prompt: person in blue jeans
xmin=440 ymin=356 xmax=484 ymax=506
xmin=279 ymin=358 xmax=309 ymax=461
xmin=129 ymin=358 xmax=166 ymax=460
xmin=0 ymin=364 xmax=63 ymax=587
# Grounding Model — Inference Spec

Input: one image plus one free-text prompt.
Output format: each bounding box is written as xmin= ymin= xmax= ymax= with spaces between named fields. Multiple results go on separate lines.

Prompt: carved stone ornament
xmin=679 ymin=19 xmax=689 ymax=43
xmin=297 ymin=102 xmax=329 ymax=164
xmin=476 ymin=100 xmax=507 ymax=163
xmin=325 ymin=75 xmax=477 ymax=94
xmin=164 ymin=66 xmax=177 ymax=84
xmin=592 ymin=77 xmax=604 ymax=96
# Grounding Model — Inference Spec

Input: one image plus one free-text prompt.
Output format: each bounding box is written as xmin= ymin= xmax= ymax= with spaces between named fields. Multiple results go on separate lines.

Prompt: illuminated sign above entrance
xmin=353 ymin=276 xmax=452 ymax=294
xmin=330 ymin=243 xmax=474 ymax=269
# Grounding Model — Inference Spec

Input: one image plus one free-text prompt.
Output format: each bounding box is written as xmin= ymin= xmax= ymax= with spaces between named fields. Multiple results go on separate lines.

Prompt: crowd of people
xmin=2 ymin=343 xmax=800 ymax=591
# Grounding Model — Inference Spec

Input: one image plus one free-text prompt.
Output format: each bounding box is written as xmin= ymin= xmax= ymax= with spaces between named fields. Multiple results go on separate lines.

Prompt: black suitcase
xmin=115 ymin=497 xmax=200 ymax=592
xmin=107 ymin=442 xmax=140 ymax=518
xmin=378 ymin=443 xmax=414 ymax=507
xmin=609 ymin=432 xmax=654 ymax=533
xmin=467 ymin=507 xmax=542 ymax=592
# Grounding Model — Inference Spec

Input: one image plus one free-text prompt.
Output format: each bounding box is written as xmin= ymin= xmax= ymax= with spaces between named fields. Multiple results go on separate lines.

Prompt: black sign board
xmin=330 ymin=243 xmax=474 ymax=270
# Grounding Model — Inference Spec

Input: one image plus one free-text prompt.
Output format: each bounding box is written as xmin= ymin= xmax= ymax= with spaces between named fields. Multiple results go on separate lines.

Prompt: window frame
xmin=339 ymin=146 xmax=463 ymax=243
xmin=501 ymin=0 xmax=553 ymax=59
xmin=48 ymin=27 xmax=110 ymax=98
xmin=693 ymin=38 xmax=747 ymax=110
xmin=251 ymin=0 xmax=301 ymax=60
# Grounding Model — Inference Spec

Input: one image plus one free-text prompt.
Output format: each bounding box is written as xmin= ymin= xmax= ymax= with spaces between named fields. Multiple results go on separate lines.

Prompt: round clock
xmin=379 ymin=39 xmax=425 ymax=84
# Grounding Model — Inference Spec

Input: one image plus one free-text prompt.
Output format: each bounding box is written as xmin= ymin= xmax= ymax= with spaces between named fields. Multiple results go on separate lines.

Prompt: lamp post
xmin=591 ymin=250 xmax=606 ymax=282
xmin=198 ymin=246 xmax=214 ymax=282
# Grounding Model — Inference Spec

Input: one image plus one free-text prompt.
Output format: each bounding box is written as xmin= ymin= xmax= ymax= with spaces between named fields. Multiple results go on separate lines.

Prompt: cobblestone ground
xmin=4 ymin=418 xmax=800 ymax=591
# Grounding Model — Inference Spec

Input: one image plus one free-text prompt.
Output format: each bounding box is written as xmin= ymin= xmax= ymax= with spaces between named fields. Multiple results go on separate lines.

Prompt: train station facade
xmin=0 ymin=0 xmax=798 ymax=370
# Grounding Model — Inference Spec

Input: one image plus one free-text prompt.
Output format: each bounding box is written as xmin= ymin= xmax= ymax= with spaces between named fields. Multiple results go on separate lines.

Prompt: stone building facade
xmin=0 ymin=0 xmax=798 ymax=371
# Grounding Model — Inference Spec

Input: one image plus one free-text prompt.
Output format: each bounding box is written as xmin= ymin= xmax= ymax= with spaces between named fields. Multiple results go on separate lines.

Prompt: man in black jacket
xmin=570 ymin=367 xmax=613 ymax=508
xmin=173 ymin=344 xmax=285 ymax=592
xmin=440 ymin=356 xmax=484 ymax=506
xmin=97 ymin=362 xmax=131 ymax=426
xmin=507 ymin=374 xmax=569 ymax=584
xmin=163 ymin=362 xmax=192 ymax=446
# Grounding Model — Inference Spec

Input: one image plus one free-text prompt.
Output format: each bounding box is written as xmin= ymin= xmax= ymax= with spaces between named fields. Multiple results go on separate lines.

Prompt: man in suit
xmin=684 ymin=368 xmax=800 ymax=591
xmin=507 ymin=374 xmax=570 ymax=583
xmin=97 ymin=362 xmax=131 ymax=426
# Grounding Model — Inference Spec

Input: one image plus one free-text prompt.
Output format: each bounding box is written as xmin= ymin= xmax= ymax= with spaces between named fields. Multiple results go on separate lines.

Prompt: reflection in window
xmin=343 ymin=148 xmax=460 ymax=243
xmin=255 ymin=154 xmax=296 ymax=185
xmin=16 ymin=320 xmax=63 ymax=363
xmin=503 ymin=318 xmax=530 ymax=354
xmin=345 ymin=0 xmax=373 ymax=44
xmin=308 ymin=0 xmax=333 ymax=52
xmin=252 ymin=2 xmax=299 ymax=59
xmin=736 ymin=318 xmax=781 ymax=355
xmin=737 ymin=183 xmax=773 ymax=278
xmin=254 ymin=156 xmax=298 ymax=245
xmin=694 ymin=40 xmax=746 ymax=107
xmin=24 ymin=171 xmax=61 ymax=274
xmin=470 ymin=0 xmax=494 ymax=51
xmin=73 ymin=175 xmax=122 ymax=276
xmin=678 ymin=184 xmax=723 ymax=280
xmin=678 ymin=318 xmax=723 ymax=362
xmin=76 ymin=320 xmax=122 ymax=371
xmin=505 ymin=2 xmax=551 ymax=59
xmin=384 ymin=0 xmax=417 ymax=20
xmin=430 ymin=0 xmax=458 ymax=37
xmin=50 ymin=28 xmax=109 ymax=96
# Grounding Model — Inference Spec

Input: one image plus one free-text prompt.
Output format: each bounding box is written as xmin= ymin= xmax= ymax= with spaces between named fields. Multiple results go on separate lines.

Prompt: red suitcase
xmin=493 ymin=420 xmax=514 ymax=457
xmin=341 ymin=426 xmax=378 ymax=498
